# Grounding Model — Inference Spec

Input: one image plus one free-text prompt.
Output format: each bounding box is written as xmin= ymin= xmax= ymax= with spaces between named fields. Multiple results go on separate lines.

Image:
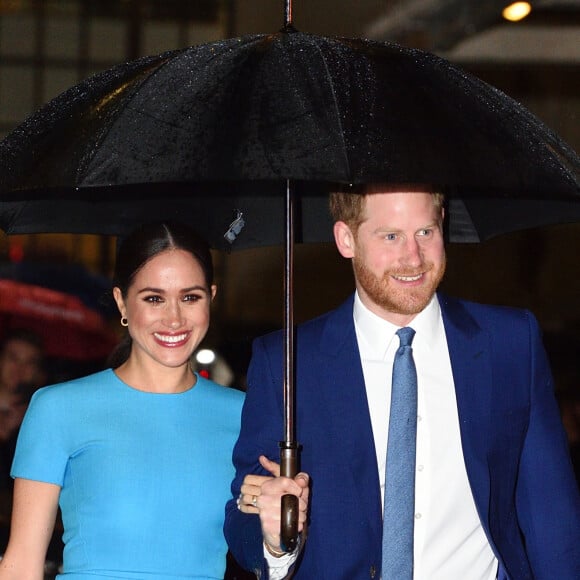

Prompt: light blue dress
xmin=12 ymin=369 xmax=244 ymax=579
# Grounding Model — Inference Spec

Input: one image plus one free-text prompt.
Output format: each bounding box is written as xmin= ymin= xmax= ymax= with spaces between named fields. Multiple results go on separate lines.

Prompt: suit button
xmin=370 ymin=565 xmax=377 ymax=578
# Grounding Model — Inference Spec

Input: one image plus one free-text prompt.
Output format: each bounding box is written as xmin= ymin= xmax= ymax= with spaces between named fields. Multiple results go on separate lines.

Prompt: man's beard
xmin=353 ymin=255 xmax=446 ymax=316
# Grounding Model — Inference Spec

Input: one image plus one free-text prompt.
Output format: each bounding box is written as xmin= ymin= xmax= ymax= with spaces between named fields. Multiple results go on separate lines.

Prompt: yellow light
xmin=502 ymin=2 xmax=532 ymax=22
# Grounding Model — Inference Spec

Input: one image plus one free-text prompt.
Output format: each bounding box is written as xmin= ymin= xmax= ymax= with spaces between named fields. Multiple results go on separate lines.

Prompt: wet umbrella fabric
xmin=0 ymin=30 xmax=579 ymax=245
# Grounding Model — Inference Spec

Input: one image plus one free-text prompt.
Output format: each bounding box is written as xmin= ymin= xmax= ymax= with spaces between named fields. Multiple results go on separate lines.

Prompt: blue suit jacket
xmin=225 ymin=293 xmax=580 ymax=579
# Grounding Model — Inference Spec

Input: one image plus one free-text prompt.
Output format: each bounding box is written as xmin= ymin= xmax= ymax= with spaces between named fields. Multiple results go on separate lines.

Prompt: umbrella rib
xmin=311 ymin=40 xmax=352 ymax=179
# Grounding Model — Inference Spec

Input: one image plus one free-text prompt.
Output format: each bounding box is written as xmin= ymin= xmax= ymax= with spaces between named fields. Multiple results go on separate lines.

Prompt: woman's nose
xmin=164 ymin=302 xmax=184 ymax=327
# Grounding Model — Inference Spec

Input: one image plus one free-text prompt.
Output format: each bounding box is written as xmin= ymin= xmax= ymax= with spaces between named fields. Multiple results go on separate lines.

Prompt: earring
xmin=121 ymin=317 xmax=128 ymax=327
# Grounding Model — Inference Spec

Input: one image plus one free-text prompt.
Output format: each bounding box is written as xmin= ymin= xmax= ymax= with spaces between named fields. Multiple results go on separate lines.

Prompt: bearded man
xmin=225 ymin=185 xmax=580 ymax=580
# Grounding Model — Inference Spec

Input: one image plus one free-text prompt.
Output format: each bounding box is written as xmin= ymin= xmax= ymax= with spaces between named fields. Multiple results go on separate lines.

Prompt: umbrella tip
xmin=283 ymin=0 xmax=294 ymax=31
xmin=281 ymin=0 xmax=299 ymax=33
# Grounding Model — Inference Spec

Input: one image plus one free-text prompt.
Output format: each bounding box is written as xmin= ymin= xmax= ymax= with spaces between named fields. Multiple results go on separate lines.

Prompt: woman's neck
xmin=114 ymin=358 xmax=196 ymax=394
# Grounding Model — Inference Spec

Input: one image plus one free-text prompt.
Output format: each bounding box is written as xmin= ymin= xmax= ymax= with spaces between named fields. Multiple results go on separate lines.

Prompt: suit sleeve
xmin=515 ymin=311 xmax=580 ymax=578
xmin=224 ymin=334 xmax=286 ymax=577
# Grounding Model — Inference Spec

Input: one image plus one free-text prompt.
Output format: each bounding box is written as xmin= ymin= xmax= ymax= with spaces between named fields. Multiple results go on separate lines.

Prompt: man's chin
xmin=382 ymin=290 xmax=434 ymax=316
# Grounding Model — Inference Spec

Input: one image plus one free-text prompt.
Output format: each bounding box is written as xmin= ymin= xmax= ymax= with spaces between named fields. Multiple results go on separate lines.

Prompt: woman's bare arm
xmin=0 ymin=478 xmax=60 ymax=580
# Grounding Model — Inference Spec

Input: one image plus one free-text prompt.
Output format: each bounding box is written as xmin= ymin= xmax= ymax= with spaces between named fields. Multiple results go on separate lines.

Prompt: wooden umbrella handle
xmin=280 ymin=442 xmax=299 ymax=552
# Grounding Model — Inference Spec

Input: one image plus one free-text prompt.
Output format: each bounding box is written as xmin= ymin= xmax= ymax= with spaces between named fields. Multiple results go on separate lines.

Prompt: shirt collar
xmin=353 ymin=290 xmax=441 ymax=359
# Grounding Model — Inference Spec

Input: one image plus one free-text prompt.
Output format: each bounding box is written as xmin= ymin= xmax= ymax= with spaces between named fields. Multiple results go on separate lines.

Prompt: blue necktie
xmin=382 ymin=327 xmax=417 ymax=580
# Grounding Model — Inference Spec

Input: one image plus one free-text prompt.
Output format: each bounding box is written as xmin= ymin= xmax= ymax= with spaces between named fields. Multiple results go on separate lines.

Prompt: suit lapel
xmin=439 ymin=293 xmax=493 ymax=528
xmin=316 ymin=296 xmax=383 ymax=542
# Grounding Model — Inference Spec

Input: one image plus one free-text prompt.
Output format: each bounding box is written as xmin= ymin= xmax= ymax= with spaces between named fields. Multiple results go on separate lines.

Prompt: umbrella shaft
xmin=284 ymin=180 xmax=295 ymax=443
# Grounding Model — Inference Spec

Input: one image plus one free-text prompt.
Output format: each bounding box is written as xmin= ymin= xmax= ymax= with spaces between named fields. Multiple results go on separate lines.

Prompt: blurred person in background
xmin=0 ymin=329 xmax=46 ymax=556
xmin=0 ymin=329 xmax=45 ymax=443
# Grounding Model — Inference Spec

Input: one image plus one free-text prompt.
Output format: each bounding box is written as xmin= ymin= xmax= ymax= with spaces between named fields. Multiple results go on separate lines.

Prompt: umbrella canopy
xmin=0 ymin=279 xmax=119 ymax=361
xmin=0 ymin=29 xmax=579 ymax=245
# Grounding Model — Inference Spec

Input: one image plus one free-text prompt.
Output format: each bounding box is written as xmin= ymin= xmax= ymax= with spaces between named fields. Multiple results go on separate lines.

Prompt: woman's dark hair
xmin=107 ymin=221 xmax=214 ymax=368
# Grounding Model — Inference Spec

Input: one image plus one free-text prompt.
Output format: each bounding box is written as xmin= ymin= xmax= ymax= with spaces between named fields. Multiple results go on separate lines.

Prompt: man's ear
xmin=438 ymin=206 xmax=445 ymax=234
xmin=334 ymin=221 xmax=356 ymax=259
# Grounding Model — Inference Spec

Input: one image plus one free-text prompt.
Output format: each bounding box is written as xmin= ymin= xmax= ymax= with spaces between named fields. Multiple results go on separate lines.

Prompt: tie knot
xmin=396 ymin=326 xmax=415 ymax=347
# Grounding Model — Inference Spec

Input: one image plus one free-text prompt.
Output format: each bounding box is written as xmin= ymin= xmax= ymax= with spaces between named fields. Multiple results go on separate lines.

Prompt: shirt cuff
xmin=263 ymin=541 xmax=299 ymax=579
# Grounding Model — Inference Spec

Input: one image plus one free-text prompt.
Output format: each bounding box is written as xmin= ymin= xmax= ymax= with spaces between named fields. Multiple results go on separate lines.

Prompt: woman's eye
xmin=144 ymin=295 xmax=163 ymax=303
xmin=183 ymin=293 xmax=202 ymax=302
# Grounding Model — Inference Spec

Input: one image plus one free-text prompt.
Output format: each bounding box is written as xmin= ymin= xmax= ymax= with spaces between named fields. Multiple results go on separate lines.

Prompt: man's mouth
xmin=392 ymin=273 xmax=423 ymax=282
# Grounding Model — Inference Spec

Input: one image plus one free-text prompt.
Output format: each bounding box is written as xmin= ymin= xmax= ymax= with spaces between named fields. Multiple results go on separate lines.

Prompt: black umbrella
xmin=1 ymin=9 xmax=580 ymax=549
xmin=1 ymin=30 xmax=579 ymax=241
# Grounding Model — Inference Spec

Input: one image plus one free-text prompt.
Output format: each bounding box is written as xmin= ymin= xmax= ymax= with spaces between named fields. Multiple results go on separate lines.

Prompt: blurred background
xmin=0 ymin=1 xmax=579 ymax=577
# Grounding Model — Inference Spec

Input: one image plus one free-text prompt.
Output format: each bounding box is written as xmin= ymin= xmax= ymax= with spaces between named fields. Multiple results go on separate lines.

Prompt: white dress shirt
xmin=354 ymin=291 xmax=498 ymax=580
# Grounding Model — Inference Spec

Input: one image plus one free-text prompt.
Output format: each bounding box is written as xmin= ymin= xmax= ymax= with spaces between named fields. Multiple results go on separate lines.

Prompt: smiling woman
xmin=0 ymin=221 xmax=245 ymax=580
xmin=112 ymin=247 xmax=215 ymax=390
xmin=110 ymin=226 xmax=217 ymax=392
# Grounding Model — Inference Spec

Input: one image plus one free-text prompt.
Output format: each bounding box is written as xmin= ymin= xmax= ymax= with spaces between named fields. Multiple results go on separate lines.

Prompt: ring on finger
xmin=252 ymin=495 xmax=258 ymax=508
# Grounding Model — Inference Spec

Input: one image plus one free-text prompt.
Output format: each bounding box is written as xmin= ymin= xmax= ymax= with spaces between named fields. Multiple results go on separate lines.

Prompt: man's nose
xmin=402 ymin=238 xmax=422 ymax=266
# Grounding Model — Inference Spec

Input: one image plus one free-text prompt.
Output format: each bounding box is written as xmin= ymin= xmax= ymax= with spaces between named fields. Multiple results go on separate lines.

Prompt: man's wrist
xmin=264 ymin=540 xmax=288 ymax=558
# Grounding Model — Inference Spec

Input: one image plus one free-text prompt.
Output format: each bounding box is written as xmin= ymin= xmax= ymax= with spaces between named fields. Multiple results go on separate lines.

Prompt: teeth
xmin=393 ymin=274 xmax=422 ymax=282
xmin=154 ymin=333 xmax=187 ymax=344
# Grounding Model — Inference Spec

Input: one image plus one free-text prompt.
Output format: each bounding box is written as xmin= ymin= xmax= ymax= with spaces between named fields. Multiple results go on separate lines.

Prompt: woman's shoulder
xmin=196 ymin=375 xmax=245 ymax=406
xmin=31 ymin=368 xmax=116 ymax=404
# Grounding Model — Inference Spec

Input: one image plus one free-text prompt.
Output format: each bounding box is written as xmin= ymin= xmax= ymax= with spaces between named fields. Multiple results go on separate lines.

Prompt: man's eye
xmin=385 ymin=233 xmax=397 ymax=241
xmin=417 ymin=229 xmax=432 ymax=237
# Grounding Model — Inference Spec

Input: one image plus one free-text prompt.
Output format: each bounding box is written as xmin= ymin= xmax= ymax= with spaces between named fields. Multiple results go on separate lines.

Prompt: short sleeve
xmin=11 ymin=386 xmax=70 ymax=486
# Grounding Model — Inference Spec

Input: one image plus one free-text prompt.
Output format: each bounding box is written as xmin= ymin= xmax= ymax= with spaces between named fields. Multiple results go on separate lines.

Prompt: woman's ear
xmin=333 ymin=221 xmax=356 ymax=259
xmin=112 ymin=287 xmax=126 ymax=317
